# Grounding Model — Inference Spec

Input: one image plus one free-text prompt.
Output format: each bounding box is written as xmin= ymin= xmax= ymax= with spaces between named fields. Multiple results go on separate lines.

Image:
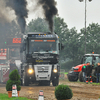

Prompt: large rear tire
xmin=92 ymin=69 xmax=96 ymax=82
xmin=79 ymin=71 xmax=84 ymax=82
xmin=52 ymin=77 xmax=59 ymax=86
xmin=22 ymin=71 xmax=29 ymax=86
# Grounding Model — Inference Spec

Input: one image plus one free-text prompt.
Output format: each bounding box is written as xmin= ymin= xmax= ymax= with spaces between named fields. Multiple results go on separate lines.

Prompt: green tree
xmin=80 ymin=23 xmax=100 ymax=54
xmin=54 ymin=16 xmax=69 ymax=59
xmin=63 ymin=28 xmax=81 ymax=66
xmin=54 ymin=16 xmax=69 ymax=43
xmin=54 ymin=17 xmax=81 ymax=68
xmin=27 ymin=18 xmax=49 ymax=32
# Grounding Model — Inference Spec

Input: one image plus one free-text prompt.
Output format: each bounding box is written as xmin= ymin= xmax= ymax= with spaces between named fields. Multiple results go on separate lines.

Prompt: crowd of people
xmin=82 ymin=62 xmax=100 ymax=83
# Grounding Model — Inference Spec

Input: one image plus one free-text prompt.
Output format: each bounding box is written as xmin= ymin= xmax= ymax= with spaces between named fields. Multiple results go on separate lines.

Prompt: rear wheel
xmin=52 ymin=77 xmax=59 ymax=86
xmin=79 ymin=71 xmax=84 ymax=82
xmin=92 ymin=69 xmax=96 ymax=82
xmin=22 ymin=71 xmax=29 ymax=86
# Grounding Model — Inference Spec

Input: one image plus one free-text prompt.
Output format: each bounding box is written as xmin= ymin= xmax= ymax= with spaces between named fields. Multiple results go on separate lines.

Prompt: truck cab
xmin=20 ymin=32 xmax=62 ymax=86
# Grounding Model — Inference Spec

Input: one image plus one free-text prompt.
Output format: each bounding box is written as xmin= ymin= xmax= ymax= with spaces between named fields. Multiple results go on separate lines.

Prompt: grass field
xmin=0 ymin=93 xmax=34 ymax=100
xmin=60 ymin=72 xmax=68 ymax=74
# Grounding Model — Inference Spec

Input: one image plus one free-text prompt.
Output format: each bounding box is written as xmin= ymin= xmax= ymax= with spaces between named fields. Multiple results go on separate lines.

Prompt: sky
xmin=27 ymin=0 xmax=100 ymax=32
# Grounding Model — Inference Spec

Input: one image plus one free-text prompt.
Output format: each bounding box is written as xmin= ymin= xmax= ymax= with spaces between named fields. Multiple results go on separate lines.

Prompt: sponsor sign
xmin=7 ymin=38 xmax=21 ymax=46
xmin=13 ymin=38 xmax=21 ymax=43
xmin=12 ymin=85 xmax=18 ymax=97
xmin=0 ymin=52 xmax=7 ymax=60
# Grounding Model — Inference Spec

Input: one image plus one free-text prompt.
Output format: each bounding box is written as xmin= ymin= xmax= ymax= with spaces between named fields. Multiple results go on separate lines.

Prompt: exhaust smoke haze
xmin=6 ymin=0 xmax=28 ymax=33
xmin=0 ymin=0 xmax=16 ymax=23
xmin=38 ymin=0 xmax=58 ymax=32
xmin=0 ymin=0 xmax=58 ymax=33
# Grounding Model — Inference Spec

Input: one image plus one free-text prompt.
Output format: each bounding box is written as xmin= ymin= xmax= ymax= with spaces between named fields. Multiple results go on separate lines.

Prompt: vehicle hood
xmin=73 ymin=64 xmax=87 ymax=72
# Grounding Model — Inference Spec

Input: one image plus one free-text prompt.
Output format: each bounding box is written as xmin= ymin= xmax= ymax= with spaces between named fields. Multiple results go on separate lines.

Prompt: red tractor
xmin=68 ymin=53 xmax=100 ymax=82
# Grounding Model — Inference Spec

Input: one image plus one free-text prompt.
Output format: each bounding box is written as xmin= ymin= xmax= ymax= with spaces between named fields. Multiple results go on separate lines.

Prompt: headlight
xmin=53 ymin=68 xmax=57 ymax=73
xmin=28 ymin=69 xmax=34 ymax=74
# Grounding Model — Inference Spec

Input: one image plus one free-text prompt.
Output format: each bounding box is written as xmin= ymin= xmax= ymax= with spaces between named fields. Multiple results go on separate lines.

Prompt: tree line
xmin=0 ymin=16 xmax=100 ymax=71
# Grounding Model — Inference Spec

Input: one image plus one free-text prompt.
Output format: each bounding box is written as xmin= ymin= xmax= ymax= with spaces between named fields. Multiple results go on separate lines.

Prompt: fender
xmin=74 ymin=63 xmax=88 ymax=72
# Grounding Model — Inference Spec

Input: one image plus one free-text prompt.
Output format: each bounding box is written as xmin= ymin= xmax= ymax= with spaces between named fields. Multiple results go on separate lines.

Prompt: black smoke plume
xmin=6 ymin=0 xmax=28 ymax=33
xmin=38 ymin=0 xmax=58 ymax=32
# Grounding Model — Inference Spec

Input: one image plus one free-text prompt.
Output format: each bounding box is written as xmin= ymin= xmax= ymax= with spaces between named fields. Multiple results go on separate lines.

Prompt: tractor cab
xmin=81 ymin=54 xmax=100 ymax=67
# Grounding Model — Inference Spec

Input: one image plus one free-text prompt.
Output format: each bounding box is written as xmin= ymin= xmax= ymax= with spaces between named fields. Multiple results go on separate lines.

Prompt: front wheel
xmin=52 ymin=77 xmax=59 ymax=86
xmin=22 ymin=72 xmax=29 ymax=86
xmin=68 ymin=70 xmax=78 ymax=82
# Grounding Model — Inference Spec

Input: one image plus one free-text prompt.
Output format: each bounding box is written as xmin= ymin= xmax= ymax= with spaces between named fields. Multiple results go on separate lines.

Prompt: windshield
xmin=94 ymin=57 xmax=100 ymax=65
xmin=83 ymin=56 xmax=99 ymax=65
xmin=29 ymin=39 xmax=57 ymax=54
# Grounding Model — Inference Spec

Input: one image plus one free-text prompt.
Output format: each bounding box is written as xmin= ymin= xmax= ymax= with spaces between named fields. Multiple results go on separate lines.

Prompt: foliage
xmin=54 ymin=16 xmax=82 ymax=67
xmin=9 ymin=69 xmax=20 ymax=81
xmin=6 ymin=69 xmax=21 ymax=91
xmin=55 ymin=84 xmax=73 ymax=100
xmin=61 ymin=59 xmax=74 ymax=71
xmin=79 ymin=23 xmax=100 ymax=54
xmin=27 ymin=18 xmax=49 ymax=32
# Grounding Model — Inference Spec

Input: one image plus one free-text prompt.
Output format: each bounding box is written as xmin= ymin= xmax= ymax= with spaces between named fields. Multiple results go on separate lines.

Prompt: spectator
xmin=85 ymin=62 xmax=93 ymax=84
xmin=82 ymin=64 xmax=87 ymax=82
xmin=95 ymin=62 xmax=100 ymax=83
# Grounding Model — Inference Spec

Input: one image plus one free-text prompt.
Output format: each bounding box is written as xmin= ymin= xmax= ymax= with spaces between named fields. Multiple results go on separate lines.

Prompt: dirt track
xmin=0 ymin=80 xmax=100 ymax=100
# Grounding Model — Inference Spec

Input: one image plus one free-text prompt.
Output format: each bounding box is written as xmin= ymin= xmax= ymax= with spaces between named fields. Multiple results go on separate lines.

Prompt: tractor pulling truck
xmin=68 ymin=53 xmax=100 ymax=82
xmin=19 ymin=32 xmax=63 ymax=86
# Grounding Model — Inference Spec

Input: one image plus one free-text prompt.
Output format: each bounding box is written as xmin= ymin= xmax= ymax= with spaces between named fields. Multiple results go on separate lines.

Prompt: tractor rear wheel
xmin=79 ymin=71 xmax=84 ymax=82
xmin=92 ymin=69 xmax=96 ymax=82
